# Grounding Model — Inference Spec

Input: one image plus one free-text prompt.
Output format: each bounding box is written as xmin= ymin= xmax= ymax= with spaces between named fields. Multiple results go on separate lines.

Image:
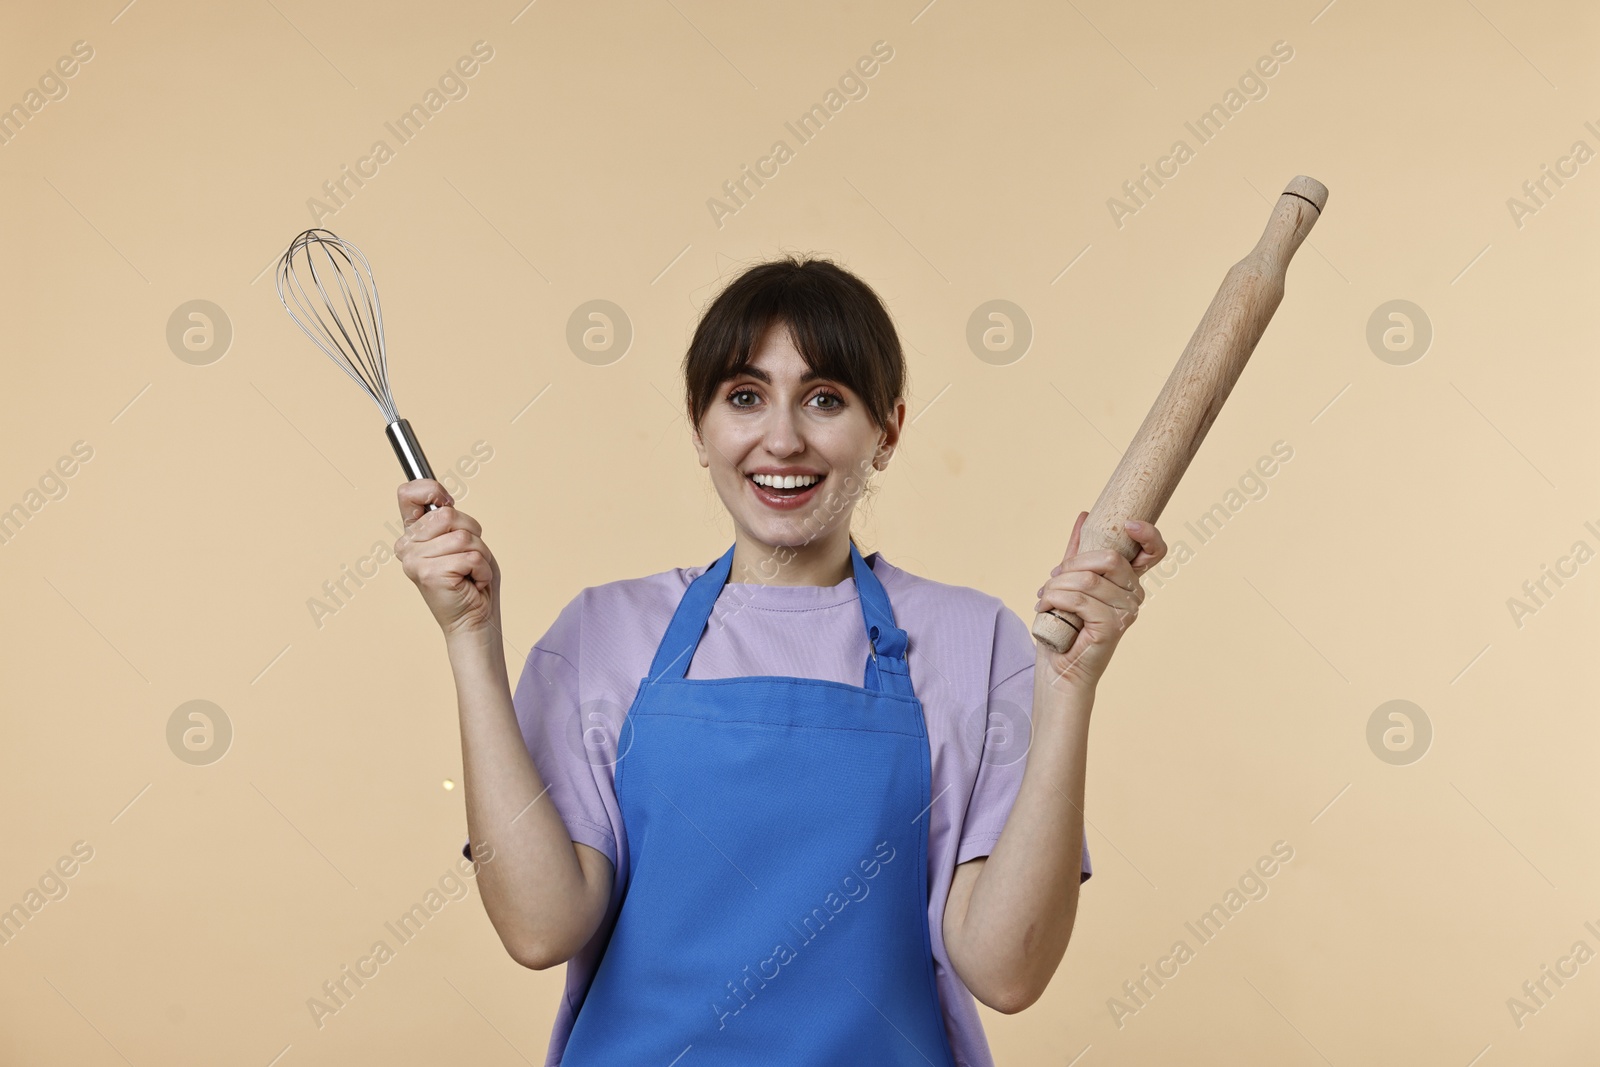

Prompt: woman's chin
xmin=738 ymin=515 xmax=841 ymax=552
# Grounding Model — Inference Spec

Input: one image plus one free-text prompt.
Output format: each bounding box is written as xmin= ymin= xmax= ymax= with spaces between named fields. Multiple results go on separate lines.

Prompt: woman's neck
xmin=728 ymin=528 xmax=855 ymax=587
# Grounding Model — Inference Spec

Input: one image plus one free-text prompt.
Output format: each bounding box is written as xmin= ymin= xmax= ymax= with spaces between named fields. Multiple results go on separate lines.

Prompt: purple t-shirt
xmin=463 ymin=549 xmax=1091 ymax=1067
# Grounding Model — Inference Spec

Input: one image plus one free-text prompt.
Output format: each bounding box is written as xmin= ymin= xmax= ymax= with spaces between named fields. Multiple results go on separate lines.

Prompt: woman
xmin=395 ymin=257 xmax=1167 ymax=1066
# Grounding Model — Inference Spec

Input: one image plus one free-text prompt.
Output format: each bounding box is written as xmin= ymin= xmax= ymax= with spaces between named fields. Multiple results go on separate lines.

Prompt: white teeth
xmin=750 ymin=472 xmax=820 ymax=489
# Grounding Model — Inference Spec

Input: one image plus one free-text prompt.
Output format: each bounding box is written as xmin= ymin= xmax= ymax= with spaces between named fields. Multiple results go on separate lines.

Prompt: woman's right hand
xmin=395 ymin=479 xmax=501 ymax=638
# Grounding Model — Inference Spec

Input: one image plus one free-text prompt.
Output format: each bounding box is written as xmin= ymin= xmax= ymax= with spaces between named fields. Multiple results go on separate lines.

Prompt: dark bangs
xmin=683 ymin=255 xmax=905 ymax=432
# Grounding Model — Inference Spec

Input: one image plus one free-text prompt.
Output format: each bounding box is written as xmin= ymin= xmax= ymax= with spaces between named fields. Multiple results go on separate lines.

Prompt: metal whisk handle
xmin=385 ymin=419 xmax=439 ymax=512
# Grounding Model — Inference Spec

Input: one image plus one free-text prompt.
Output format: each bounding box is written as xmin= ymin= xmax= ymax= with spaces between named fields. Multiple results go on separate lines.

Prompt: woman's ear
xmin=691 ymin=425 xmax=709 ymax=468
xmin=873 ymin=398 xmax=907 ymax=470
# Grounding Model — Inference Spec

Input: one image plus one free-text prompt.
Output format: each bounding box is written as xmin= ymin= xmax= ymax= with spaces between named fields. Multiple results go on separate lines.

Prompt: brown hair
xmin=682 ymin=255 xmax=905 ymax=434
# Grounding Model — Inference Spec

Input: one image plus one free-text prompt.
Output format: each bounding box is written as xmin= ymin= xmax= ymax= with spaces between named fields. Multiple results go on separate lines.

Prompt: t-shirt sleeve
xmin=953 ymin=603 xmax=1092 ymax=884
xmin=460 ymin=590 xmax=620 ymax=867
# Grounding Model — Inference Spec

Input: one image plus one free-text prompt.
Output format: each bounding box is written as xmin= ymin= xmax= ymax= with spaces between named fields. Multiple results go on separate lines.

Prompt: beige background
xmin=1 ymin=0 xmax=1596 ymax=1063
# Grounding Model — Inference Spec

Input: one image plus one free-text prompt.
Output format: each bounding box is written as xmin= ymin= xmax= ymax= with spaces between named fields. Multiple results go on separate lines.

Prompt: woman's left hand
xmin=1033 ymin=510 xmax=1168 ymax=691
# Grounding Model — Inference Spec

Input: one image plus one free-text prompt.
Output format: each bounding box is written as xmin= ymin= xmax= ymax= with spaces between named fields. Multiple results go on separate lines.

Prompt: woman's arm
xmin=942 ymin=658 xmax=1092 ymax=1013
xmin=448 ymin=627 xmax=614 ymax=969
xmin=944 ymin=512 xmax=1165 ymax=1011
xmin=395 ymin=478 xmax=612 ymax=970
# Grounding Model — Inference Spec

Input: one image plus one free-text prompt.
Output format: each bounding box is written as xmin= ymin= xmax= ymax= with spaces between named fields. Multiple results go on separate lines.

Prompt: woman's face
xmin=691 ymin=322 xmax=904 ymax=580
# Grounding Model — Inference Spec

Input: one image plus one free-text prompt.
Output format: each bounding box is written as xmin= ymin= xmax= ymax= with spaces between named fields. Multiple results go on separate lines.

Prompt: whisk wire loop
xmin=273 ymin=227 xmax=438 ymax=500
xmin=275 ymin=228 xmax=400 ymax=425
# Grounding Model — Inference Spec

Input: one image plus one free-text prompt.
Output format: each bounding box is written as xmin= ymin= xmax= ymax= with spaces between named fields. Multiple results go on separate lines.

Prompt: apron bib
xmin=560 ymin=541 xmax=958 ymax=1066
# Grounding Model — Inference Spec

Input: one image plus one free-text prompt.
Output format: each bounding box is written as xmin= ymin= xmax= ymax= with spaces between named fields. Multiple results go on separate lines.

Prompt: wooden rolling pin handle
xmin=1031 ymin=175 xmax=1327 ymax=656
xmin=1030 ymin=521 xmax=1142 ymax=656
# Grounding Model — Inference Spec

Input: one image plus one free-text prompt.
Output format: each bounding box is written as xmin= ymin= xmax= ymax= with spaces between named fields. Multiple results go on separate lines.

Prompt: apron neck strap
xmin=646 ymin=541 xmax=914 ymax=697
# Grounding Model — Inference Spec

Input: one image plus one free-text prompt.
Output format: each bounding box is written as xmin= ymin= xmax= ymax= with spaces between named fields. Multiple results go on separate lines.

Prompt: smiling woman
xmin=400 ymin=252 xmax=1113 ymax=1067
xmin=680 ymin=255 xmax=907 ymax=587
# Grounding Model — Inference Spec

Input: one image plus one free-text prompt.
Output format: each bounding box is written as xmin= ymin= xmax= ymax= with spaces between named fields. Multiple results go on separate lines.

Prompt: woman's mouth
xmin=746 ymin=471 xmax=824 ymax=511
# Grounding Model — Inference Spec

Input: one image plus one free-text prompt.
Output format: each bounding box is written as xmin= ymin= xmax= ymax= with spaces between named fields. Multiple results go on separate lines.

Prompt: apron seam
xmin=628 ymin=708 xmax=927 ymax=739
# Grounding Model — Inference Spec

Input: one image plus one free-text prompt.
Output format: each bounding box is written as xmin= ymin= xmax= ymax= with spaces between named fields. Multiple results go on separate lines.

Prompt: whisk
xmin=275 ymin=228 xmax=438 ymax=511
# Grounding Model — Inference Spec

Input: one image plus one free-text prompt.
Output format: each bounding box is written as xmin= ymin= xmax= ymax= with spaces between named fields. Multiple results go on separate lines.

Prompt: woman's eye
xmin=726 ymin=386 xmax=844 ymax=410
xmin=811 ymin=391 xmax=844 ymax=411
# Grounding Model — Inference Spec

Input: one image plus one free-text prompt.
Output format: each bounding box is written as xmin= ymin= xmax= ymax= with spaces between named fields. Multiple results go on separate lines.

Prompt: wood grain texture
xmin=1032 ymin=175 xmax=1328 ymax=655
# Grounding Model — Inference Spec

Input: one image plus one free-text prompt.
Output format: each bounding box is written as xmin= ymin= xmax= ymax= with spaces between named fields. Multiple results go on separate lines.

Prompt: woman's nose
xmin=761 ymin=408 xmax=802 ymax=454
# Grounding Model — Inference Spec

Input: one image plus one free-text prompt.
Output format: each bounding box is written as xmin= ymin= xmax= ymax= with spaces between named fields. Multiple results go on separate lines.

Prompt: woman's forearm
xmin=948 ymin=647 xmax=1093 ymax=1010
xmin=449 ymin=625 xmax=610 ymax=968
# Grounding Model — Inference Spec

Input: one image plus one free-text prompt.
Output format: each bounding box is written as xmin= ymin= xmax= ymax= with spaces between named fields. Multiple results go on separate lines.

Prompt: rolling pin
xmin=1032 ymin=175 xmax=1328 ymax=654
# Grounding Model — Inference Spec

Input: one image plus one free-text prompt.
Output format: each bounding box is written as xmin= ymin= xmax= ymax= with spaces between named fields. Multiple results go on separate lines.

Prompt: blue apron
xmin=560 ymin=541 xmax=958 ymax=1066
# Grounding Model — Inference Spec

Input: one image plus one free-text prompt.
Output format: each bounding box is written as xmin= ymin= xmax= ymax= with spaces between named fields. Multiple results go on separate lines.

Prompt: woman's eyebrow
xmin=732 ymin=366 xmax=825 ymax=384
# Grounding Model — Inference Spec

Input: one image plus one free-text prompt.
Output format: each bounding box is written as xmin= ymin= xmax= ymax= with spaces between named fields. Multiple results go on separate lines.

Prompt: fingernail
xmin=1125 ymin=520 xmax=1142 ymax=531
